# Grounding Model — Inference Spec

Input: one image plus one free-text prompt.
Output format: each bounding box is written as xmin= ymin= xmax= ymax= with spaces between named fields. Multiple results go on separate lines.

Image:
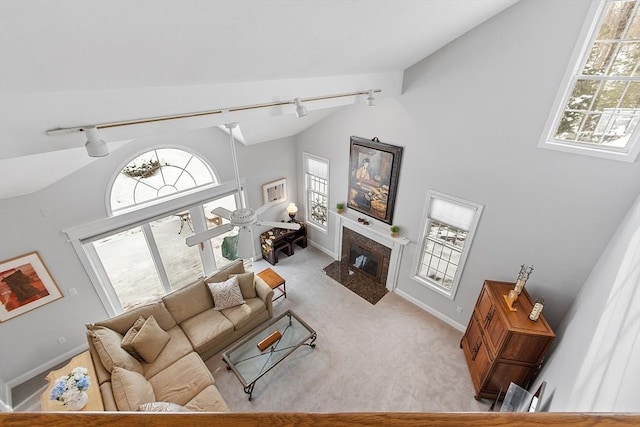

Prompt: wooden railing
xmin=1 ymin=412 xmax=638 ymax=426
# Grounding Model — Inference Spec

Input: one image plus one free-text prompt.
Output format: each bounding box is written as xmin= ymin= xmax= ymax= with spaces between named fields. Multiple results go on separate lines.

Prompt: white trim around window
xmin=303 ymin=152 xmax=330 ymax=233
xmin=538 ymin=0 xmax=640 ymax=162
xmin=412 ymin=190 xmax=483 ymax=300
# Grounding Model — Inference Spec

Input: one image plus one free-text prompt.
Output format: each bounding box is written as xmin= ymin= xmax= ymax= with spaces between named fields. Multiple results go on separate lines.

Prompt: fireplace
xmin=342 ymin=227 xmax=390 ymax=286
xmin=324 ymin=210 xmax=410 ymax=303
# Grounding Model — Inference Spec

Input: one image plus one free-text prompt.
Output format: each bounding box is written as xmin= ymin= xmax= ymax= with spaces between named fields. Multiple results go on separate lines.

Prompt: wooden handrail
xmin=1 ymin=412 xmax=638 ymax=426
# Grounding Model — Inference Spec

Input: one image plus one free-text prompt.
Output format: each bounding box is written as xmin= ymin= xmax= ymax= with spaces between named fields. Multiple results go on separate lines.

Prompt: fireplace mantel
xmin=330 ymin=209 xmax=410 ymax=291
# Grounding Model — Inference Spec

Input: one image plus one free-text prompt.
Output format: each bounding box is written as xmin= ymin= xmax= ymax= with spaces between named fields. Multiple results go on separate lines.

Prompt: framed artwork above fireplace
xmin=348 ymin=136 xmax=403 ymax=224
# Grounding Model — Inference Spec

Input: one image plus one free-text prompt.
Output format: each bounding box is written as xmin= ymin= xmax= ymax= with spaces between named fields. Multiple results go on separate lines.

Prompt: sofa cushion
xmin=229 ymin=272 xmax=256 ymax=299
xmin=142 ymin=326 xmax=194 ymax=380
xmin=131 ymin=315 xmax=171 ymax=363
xmin=185 ymin=384 xmax=230 ymax=412
xmin=111 ymin=366 xmax=156 ymax=411
xmin=179 ymin=309 xmax=234 ymax=354
xmin=222 ymin=297 xmax=267 ymax=329
xmin=91 ymin=301 xmax=176 ymax=335
xmin=121 ymin=316 xmax=145 ymax=361
xmin=87 ymin=326 xmax=144 ymax=375
xmin=162 ymin=280 xmax=213 ymax=324
xmin=137 ymin=401 xmax=191 ymax=412
xmin=220 ymin=300 xmax=252 ymax=329
xmin=208 ymin=276 xmax=245 ymax=310
xmin=148 ymin=353 xmax=213 ymax=406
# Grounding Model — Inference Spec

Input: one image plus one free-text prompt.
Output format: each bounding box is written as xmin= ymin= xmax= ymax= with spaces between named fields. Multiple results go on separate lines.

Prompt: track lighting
xmin=293 ymin=97 xmax=308 ymax=118
xmin=366 ymin=89 xmax=375 ymax=106
xmin=47 ymin=89 xmax=382 ymax=143
xmin=83 ymin=126 xmax=109 ymax=157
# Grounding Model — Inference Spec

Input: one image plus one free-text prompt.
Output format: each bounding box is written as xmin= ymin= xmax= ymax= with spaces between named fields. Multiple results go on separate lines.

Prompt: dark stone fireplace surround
xmin=341 ymin=227 xmax=391 ymax=286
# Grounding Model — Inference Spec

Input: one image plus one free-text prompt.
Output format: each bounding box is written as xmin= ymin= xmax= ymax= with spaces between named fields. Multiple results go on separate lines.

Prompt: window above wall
xmin=110 ymin=148 xmax=217 ymax=215
xmin=539 ymin=0 xmax=640 ymax=162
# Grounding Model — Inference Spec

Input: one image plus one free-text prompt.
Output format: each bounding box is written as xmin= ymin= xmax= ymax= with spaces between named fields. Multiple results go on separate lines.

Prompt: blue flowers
xmin=49 ymin=366 xmax=91 ymax=404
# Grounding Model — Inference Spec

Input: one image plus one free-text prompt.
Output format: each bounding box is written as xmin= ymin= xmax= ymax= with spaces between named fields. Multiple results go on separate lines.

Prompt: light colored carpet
xmin=205 ymin=246 xmax=490 ymax=412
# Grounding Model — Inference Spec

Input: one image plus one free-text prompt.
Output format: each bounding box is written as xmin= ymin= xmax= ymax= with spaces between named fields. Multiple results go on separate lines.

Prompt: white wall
xmin=295 ymin=0 xmax=640 ymax=332
xmin=0 ymin=126 xmax=297 ymax=389
xmin=535 ymin=194 xmax=640 ymax=412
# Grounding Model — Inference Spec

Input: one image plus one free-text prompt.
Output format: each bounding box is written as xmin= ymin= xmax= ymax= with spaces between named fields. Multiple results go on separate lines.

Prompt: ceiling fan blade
xmin=210 ymin=207 xmax=232 ymax=220
xmin=185 ymin=223 xmax=235 ymax=247
xmin=255 ymin=200 xmax=277 ymax=216
xmin=236 ymin=227 xmax=255 ymax=259
xmin=256 ymin=221 xmax=301 ymax=230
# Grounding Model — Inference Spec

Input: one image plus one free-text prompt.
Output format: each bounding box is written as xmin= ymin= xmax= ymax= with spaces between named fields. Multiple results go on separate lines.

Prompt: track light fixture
xmin=366 ymin=89 xmax=375 ymax=106
xmin=47 ymin=89 xmax=382 ymax=156
xmin=84 ymin=126 xmax=109 ymax=157
xmin=293 ymin=97 xmax=308 ymax=118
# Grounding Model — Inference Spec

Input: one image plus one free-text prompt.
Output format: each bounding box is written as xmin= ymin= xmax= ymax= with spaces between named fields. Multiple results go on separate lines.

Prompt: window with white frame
xmin=413 ymin=191 xmax=483 ymax=299
xmin=72 ymin=148 xmax=241 ymax=313
xmin=110 ymin=148 xmax=216 ymax=214
xmin=540 ymin=0 xmax=640 ymax=161
xmin=304 ymin=153 xmax=329 ymax=230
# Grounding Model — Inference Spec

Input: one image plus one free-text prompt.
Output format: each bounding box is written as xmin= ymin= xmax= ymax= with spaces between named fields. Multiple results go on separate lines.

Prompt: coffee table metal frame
xmin=222 ymin=309 xmax=317 ymax=400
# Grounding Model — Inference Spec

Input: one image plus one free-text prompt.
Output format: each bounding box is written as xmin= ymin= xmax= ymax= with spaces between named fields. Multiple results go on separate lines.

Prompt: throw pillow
xmin=111 ymin=366 xmax=156 ymax=411
xmin=137 ymin=401 xmax=191 ymax=412
xmin=88 ymin=326 xmax=144 ymax=375
xmin=229 ymin=272 xmax=256 ymax=299
xmin=208 ymin=275 xmax=245 ymax=310
xmin=131 ymin=315 xmax=171 ymax=363
xmin=121 ymin=316 xmax=145 ymax=361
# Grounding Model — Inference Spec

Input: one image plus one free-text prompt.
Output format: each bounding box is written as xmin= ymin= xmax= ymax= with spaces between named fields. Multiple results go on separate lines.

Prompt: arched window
xmin=110 ymin=148 xmax=216 ymax=214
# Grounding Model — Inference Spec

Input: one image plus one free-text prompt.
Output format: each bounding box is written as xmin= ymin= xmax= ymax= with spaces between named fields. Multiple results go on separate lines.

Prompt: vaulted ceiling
xmin=0 ymin=0 xmax=518 ymax=199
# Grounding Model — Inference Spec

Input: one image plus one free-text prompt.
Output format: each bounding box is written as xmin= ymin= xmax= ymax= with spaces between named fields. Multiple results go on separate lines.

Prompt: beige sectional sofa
xmin=85 ymin=259 xmax=274 ymax=411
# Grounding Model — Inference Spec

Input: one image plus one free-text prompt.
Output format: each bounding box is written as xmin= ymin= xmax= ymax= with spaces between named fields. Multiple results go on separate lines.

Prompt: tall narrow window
xmin=413 ymin=191 xmax=483 ymax=299
xmin=304 ymin=153 xmax=329 ymax=231
xmin=540 ymin=0 xmax=640 ymax=161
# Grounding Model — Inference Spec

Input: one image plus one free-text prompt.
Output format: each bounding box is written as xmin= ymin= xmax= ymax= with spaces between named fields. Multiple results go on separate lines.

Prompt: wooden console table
xmin=41 ymin=351 xmax=104 ymax=411
xmin=260 ymin=222 xmax=307 ymax=265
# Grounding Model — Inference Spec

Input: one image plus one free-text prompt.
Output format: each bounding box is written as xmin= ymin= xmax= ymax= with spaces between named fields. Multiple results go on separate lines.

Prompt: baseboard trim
xmin=394 ymin=288 xmax=466 ymax=332
xmin=6 ymin=343 xmax=88 ymax=390
xmin=308 ymin=240 xmax=336 ymax=258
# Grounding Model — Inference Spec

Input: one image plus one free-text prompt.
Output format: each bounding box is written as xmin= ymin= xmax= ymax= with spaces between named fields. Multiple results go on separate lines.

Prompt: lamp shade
xmin=286 ymin=203 xmax=298 ymax=216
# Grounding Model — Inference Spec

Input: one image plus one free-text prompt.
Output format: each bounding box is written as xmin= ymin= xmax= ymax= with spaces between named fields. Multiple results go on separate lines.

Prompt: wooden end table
xmin=257 ymin=267 xmax=286 ymax=301
xmin=41 ymin=351 xmax=104 ymax=411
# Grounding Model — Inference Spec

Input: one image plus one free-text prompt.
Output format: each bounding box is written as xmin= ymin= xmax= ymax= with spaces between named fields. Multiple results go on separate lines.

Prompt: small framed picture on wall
xmin=262 ymin=178 xmax=287 ymax=204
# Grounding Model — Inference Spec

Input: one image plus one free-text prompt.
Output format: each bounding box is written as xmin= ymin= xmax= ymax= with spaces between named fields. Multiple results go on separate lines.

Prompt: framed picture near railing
xmin=262 ymin=178 xmax=287 ymax=204
xmin=0 ymin=251 xmax=62 ymax=322
xmin=348 ymin=136 xmax=403 ymax=224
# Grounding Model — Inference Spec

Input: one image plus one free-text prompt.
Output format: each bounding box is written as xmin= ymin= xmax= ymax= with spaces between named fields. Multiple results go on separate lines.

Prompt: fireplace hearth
xmin=322 ymin=227 xmax=391 ymax=304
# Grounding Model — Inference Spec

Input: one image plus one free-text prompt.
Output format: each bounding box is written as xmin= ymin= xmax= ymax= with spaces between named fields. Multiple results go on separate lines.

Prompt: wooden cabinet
xmin=461 ymin=280 xmax=555 ymax=400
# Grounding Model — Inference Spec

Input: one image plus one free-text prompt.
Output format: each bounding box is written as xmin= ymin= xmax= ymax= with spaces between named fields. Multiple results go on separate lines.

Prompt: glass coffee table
xmin=222 ymin=310 xmax=317 ymax=400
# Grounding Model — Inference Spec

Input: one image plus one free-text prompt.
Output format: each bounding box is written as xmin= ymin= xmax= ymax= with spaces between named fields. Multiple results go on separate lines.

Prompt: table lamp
xmin=286 ymin=203 xmax=298 ymax=220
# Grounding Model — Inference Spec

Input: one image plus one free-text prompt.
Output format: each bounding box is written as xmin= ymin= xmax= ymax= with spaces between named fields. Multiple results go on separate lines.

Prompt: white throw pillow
xmin=208 ymin=275 xmax=245 ymax=310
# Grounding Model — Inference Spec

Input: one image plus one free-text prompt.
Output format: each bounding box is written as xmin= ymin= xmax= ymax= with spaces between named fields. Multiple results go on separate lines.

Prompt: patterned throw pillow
xmin=138 ymin=401 xmax=190 ymax=412
xmin=208 ymin=275 xmax=245 ymax=310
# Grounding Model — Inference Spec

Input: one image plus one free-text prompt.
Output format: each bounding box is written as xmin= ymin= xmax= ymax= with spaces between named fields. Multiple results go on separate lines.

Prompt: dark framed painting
xmin=348 ymin=136 xmax=403 ymax=224
xmin=0 ymin=251 xmax=62 ymax=322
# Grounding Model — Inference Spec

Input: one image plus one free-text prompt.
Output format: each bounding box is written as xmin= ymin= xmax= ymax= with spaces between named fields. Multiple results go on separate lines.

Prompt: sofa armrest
xmin=255 ymin=276 xmax=274 ymax=318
